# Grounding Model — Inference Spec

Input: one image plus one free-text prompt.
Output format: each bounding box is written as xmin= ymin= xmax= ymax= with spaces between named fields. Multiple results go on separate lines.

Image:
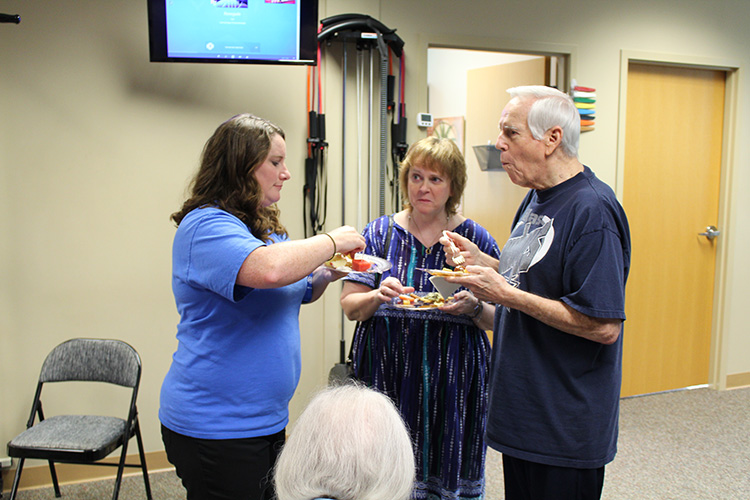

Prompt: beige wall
xmin=2 ymin=0 xmax=749 ymax=473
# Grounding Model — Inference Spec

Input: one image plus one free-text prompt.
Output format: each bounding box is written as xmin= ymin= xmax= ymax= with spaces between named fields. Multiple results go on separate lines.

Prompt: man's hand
xmin=443 ymin=264 xmax=508 ymax=304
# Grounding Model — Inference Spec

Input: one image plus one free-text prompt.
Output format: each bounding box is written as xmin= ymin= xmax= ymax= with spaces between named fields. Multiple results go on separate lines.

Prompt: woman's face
xmin=254 ymin=133 xmax=290 ymax=208
xmin=406 ymin=163 xmax=452 ymax=216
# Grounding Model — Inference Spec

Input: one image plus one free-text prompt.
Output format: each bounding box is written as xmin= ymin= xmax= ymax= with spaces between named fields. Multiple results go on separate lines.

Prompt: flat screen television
xmin=147 ymin=0 xmax=318 ymax=65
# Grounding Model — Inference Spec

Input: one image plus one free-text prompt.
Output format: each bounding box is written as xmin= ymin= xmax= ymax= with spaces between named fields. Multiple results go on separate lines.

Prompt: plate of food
xmin=324 ymin=252 xmax=391 ymax=274
xmin=389 ymin=291 xmax=454 ymax=310
xmin=418 ymin=267 xmax=470 ymax=277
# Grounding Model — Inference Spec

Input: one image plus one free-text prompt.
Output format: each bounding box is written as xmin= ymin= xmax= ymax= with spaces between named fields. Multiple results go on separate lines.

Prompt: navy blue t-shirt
xmin=486 ymin=166 xmax=631 ymax=468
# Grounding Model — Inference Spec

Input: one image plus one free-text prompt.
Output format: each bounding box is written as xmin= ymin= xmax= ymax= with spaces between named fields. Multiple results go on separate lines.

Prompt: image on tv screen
xmin=160 ymin=0 xmax=308 ymax=63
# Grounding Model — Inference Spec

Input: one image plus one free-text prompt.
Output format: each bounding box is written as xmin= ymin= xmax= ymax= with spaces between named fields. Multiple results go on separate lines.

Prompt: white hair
xmin=507 ymin=85 xmax=580 ymax=158
xmin=274 ymin=383 xmax=416 ymax=500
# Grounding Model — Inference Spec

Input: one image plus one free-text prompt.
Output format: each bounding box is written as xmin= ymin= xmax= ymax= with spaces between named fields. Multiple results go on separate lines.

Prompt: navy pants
xmin=161 ymin=424 xmax=285 ymax=500
xmin=502 ymin=454 xmax=605 ymax=500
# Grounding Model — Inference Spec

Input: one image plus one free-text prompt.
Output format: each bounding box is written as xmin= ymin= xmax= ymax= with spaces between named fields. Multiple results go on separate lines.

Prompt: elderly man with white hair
xmin=442 ymin=85 xmax=631 ymax=500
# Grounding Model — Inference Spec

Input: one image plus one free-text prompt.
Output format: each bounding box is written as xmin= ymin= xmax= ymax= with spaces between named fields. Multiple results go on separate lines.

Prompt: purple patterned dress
xmin=344 ymin=214 xmax=501 ymax=500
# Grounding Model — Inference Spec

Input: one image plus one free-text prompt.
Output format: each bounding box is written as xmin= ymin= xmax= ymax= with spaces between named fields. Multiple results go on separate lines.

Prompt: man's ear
xmin=544 ymin=126 xmax=564 ymax=156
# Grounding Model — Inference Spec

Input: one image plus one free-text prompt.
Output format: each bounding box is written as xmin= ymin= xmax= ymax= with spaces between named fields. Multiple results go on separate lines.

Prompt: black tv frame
xmin=147 ymin=0 xmax=319 ymax=66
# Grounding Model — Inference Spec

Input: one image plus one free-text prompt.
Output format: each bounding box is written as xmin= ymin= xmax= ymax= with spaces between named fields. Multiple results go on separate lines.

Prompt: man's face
xmin=495 ymin=97 xmax=548 ymax=189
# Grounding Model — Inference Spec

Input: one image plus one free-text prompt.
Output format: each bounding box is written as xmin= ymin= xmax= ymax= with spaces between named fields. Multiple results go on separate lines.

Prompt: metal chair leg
xmin=135 ymin=422 xmax=153 ymax=499
xmin=8 ymin=458 xmax=24 ymax=500
xmin=47 ymin=460 xmax=61 ymax=497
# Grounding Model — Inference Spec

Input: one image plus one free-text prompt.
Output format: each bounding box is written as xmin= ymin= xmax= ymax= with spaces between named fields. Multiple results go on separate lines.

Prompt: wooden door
xmin=621 ymin=63 xmax=725 ymax=397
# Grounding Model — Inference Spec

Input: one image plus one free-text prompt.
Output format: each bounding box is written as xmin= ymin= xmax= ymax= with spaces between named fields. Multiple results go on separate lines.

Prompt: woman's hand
xmin=304 ymin=265 xmax=348 ymax=303
xmin=375 ymin=277 xmax=415 ymax=304
xmin=326 ymin=225 xmax=366 ymax=256
xmin=439 ymin=289 xmax=495 ymax=329
xmin=340 ymin=277 xmax=414 ymax=322
xmin=318 ymin=266 xmax=349 ymax=283
xmin=439 ymin=290 xmax=477 ymax=316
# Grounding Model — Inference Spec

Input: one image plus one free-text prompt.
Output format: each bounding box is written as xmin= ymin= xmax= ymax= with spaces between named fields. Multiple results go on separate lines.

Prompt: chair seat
xmin=8 ymin=415 xmax=127 ymax=462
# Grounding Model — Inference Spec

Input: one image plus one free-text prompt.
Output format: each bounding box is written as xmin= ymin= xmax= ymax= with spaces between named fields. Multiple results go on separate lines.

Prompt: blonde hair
xmin=399 ymin=136 xmax=467 ymax=216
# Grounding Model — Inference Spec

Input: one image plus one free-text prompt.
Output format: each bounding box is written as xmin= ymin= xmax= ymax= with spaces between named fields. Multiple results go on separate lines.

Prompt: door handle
xmin=698 ymin=225 xmax=721 ymax=240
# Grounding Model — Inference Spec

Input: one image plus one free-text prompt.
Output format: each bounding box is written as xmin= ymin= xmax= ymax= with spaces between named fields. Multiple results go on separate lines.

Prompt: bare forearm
xmin=340 ymin=288 xmax=382 ymax=321
xmin=476 ymin=252 xmax=499 ymax=270
xmin=499 ymin=287 xmax=621 ymax=344
xmin=236 ymin=234 xmax=335 ymax=288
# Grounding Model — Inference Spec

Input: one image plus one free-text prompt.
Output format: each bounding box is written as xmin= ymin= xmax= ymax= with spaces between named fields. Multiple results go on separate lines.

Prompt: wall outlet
xmin=0 ymin=456 xmax=12 ymax=468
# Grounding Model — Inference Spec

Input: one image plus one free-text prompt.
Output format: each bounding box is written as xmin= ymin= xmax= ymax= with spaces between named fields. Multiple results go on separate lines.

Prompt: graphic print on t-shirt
xmin=498 ymin=211 xmax=554 ymax=287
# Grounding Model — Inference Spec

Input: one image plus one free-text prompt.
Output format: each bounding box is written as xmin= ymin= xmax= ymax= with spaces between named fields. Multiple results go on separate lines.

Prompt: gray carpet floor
xmin=486 ymin=386 xmax=750 ymax=499
xmin=5 ymin=386 xmax=749 ymax=499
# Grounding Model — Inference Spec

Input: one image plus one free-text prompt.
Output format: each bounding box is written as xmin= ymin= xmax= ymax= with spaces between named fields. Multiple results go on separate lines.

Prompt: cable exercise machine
xmin=304 ymin=13 xmax=407 ymax=237
xmin=308 ymin=14 xmax=407 ymax=380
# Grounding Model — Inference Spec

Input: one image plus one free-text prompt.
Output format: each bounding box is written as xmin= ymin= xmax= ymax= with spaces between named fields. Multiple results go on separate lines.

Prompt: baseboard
xmin=726 ymin=371 xmax=750 ymax=389
xmin=1 ymin=450 xmax=172 ymax=494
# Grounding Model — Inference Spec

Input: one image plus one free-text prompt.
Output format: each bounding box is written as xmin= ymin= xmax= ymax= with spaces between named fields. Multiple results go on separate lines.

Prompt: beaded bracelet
xmin=323 ymin=232 xmax=336 ymax=260
xmin=470 ymin=299 xmax=484 ymax=320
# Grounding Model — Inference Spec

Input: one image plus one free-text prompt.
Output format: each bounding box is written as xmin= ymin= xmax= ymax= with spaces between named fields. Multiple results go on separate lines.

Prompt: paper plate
xmin=325 ymin=253 xmax=392 ymax=274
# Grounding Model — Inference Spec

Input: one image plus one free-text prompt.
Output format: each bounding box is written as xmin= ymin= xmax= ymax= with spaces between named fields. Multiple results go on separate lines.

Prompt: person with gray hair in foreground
xmin=274 ymin=383 xmax=416 ymax=500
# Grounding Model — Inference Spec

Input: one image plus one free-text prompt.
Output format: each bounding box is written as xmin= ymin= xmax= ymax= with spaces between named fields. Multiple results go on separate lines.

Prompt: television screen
xmin=147 ymin=0 xmax=318 ymax=65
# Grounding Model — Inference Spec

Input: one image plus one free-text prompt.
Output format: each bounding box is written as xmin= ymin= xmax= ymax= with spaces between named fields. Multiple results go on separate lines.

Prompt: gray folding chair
xmin=6 ymin=338 xmax=152 ymax=500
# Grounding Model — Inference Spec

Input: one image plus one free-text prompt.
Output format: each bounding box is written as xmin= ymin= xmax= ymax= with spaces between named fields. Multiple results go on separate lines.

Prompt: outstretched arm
xmin=237 ymin=226 xmax=365 ymax=289
xmin=447 ymin=265 xmax=622 ymax=345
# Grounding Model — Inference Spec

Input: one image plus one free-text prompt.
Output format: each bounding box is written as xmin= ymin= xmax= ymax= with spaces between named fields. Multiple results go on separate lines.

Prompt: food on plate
xmin=351 ymin=258 xmax=372 ymax=272
xmin=427 ymin=267 xmax=470 ymax=277
xmin=394 ymin=292 xmax=453 ymax=309
xmin=325 ymin=252 xmax=372 ymax=272
xmin=325 ymin=252 xmax=352 ymax=270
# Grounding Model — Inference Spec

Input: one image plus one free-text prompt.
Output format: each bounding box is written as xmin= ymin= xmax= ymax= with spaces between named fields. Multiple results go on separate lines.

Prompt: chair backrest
xmin=39 ymin=338 xmax=141 ymax=388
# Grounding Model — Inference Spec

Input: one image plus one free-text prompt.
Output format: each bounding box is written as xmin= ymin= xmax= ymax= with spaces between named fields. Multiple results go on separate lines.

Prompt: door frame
xmin=416 ymin=33 xmax=577 ymax=109
xmin=615 ymin=50 xmax=740 ymax=391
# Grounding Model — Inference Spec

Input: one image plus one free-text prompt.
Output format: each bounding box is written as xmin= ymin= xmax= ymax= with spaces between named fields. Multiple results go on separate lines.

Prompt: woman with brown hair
xmin=160 ymin=114 xmax=364 ymax=500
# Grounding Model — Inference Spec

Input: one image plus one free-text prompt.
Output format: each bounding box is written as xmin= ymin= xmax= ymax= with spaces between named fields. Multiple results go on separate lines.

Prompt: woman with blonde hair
xmin=340 ymin=136 xmax=500 ymax=499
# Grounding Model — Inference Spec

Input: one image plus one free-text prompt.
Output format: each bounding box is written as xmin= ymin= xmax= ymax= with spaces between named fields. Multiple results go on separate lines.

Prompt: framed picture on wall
xmin=427 ymin=116 xmax=465 ymax=153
